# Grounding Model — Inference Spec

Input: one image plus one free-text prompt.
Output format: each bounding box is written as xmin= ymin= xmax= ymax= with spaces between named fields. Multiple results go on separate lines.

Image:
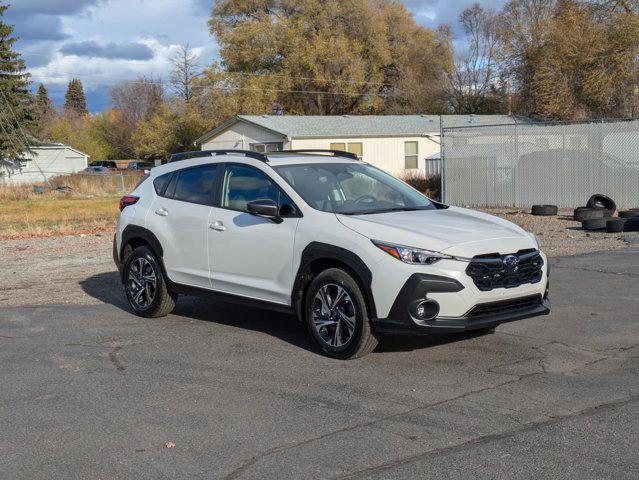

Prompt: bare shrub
xmin=399 ymin=171 xmax=441 ymax=200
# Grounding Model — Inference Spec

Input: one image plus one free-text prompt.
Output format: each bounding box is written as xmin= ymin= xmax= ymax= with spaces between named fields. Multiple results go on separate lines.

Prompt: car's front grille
xmin=465 ymin=249 xmax=543 ymax=292
xmin=467 ymin=294 xmax=543 ymax=319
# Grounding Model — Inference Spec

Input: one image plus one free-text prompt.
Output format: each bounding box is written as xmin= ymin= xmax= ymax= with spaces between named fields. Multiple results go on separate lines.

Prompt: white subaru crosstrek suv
xmin=114 ymin=149 xmax=550 ymax=359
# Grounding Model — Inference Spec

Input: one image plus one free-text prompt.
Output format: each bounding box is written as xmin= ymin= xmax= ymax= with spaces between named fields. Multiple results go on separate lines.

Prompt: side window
xmin=171 ymin=164 xmax=218 ymax=205
xmin=221 ymin=164 xmax=297 ymax=216
xmin=153 ymin=172 xmax=172 ymax=195
xmin=404 ymin=141 xmax=418 ymax=169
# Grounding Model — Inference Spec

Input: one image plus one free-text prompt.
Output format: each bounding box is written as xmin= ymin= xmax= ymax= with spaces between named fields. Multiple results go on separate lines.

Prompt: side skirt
xmin=168 ymin=281 xmax=296 ymax=316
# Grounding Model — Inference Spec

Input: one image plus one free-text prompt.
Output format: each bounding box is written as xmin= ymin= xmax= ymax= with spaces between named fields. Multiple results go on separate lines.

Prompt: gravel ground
xmin=486 ymin=208 xmax=636 ymax=257
xmin=0 ymin=208 xmax=635 ymax=308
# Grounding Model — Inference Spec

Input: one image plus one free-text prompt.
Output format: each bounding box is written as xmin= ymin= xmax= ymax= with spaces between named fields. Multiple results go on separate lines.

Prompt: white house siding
xmin=290 ymin=136 xmax=440 ymax=176
xmin=1 ymin=147 xmax=88 ymax=185
xmin=200 ymin=122 xmax=290 ymax=151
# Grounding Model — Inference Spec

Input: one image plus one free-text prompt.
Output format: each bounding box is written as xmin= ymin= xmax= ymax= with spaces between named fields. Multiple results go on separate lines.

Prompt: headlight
xmin=373 ymin=240 xmax=452 ymax=265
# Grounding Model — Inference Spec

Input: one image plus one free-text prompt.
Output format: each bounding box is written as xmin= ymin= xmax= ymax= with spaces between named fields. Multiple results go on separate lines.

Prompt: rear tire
xmin=124 ymin=246 xmax=176 ymax=318
xmin=304 ymin=268 xmax=379 ymax=359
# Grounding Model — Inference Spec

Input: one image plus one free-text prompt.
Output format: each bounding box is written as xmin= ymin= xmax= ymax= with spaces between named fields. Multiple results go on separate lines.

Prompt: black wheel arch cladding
xmin=119 ymin=225 xmax=167 ymax=283
xmin=292 ymin=242 xmax=377 ymax=320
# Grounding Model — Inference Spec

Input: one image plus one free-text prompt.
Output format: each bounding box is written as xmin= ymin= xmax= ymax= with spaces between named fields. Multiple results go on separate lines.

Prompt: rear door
xmin=207 ymin=163 xmax=301 ymax=305
xmin=146 ymin=164 xmax=220 ymax=289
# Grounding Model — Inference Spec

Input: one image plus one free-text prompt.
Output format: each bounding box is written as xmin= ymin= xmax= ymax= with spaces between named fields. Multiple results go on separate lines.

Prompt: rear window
xmin=172 ymin=165 xmax=219 ymax=205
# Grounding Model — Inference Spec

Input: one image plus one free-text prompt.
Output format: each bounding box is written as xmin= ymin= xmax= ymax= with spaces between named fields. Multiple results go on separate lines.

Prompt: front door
xmin=208 ymin=164 xmax=300 ymax=305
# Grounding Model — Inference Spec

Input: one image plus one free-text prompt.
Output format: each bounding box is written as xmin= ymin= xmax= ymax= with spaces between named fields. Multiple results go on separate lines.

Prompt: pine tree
xmin=0 ymin=3 xmax=34 ymax=162
xmin=64 ymin=78 xmax=88 ymax=116
xmin=35 ymin=83 xmax=53 ymax=118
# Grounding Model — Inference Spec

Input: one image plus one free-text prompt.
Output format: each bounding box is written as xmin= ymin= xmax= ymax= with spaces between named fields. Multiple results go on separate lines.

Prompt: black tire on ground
xmin=623 ymin=217 xmax=639 ymax=232
xmin=618 ymin=210 xmax=639 ymax=219
xmin=581 ymin=218 xmax=607 ymax=231
xmin=123 ymin=245 xmax=177 ymax=318
xmin=606 ymin=219 xmax=627 ymax=233
xmin=574 ymin=208 xmax=605 ymax=222
xmin=531 ymin=204 xmax=558 ymax=216
xmin=304 ymin=267 xmax=379 ymax=360
xmin=572 ymin=206 xmax=589 ymax=220
xmin=587 ymin=194 xmax=616 ymax=215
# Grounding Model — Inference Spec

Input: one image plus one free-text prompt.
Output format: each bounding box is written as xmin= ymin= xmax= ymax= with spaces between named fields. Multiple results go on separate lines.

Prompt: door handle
xmin=155 ymin=208 xmax=169 ymax=217
xmin=209 ymin=221 xmax=226 ymax=231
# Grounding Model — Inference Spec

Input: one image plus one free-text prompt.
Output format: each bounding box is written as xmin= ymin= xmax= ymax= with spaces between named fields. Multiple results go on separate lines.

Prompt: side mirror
xmin=246 ymin=199 xmax=282 ymax=223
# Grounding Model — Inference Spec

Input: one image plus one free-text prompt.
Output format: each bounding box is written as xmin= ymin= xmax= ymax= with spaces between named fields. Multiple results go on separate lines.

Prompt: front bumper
xmin=371 ymin=273 xmax=550 ymax=335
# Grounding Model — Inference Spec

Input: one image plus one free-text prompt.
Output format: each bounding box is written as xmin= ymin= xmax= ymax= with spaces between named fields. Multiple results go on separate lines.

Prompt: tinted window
xmin=153 ymin=172 xmax=172 ymax=195
xmin=172 ymin=165 xmax=218 ymax=205
xmin=221 ymin=164 xmax=297 ymax=216
xmin=274 ymin=163 xmax=434 ymax=215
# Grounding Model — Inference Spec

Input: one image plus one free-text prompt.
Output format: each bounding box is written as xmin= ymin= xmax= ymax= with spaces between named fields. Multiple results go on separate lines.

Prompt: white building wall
xmin=290 ymin=136 xmax=440 ymax=176
xmin=201 ymin=122 xmax=290 ymax=150
xmin=1 ymin=147 xmax=88 ymax=185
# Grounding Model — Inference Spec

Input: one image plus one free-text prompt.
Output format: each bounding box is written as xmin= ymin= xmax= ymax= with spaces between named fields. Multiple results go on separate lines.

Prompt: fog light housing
xmin=411 ymin=299 xmax=439 ymax=321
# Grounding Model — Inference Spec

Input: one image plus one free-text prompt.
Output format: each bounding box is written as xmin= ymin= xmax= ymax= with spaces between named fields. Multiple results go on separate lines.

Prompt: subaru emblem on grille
xmin=503 ymin=255 xmax=519 ymax=267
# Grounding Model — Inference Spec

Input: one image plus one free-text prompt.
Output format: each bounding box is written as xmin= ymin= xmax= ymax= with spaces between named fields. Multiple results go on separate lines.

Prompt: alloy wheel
xmin=312 ymin=283 xmax=357 ymax=348
xmin=127 ymin=257 xmax=157 ymax=310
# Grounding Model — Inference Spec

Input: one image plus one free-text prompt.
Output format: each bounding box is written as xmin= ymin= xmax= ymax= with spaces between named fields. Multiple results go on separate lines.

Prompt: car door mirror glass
xmin=247 ymin=199 xmax=282 ymax=223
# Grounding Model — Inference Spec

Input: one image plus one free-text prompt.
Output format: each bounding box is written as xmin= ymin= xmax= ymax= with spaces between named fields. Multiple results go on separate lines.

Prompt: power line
xmin=29 ymin=71 xmax=390 ymax=98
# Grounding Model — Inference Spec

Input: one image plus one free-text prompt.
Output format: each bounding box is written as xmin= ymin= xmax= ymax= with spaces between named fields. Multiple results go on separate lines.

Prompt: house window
xmin=251 ymin=142 xmax=283 ymax=153
xmin=404 ymin=141 xmax=418 ymax=169
xmin=347 ymin=142 xmax=362 ymax=159
xmin=330 ymin=142 xmax=362 ymax=159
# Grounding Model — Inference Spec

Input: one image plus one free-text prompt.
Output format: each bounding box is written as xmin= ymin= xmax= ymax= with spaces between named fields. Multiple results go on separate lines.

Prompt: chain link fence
xmin=441 ymin=119 xmax=639 ymax=208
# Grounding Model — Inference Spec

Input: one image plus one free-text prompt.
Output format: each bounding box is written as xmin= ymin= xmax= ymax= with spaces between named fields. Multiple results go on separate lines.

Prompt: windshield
xmin=274 ymin=163 xmax=435 ymax=215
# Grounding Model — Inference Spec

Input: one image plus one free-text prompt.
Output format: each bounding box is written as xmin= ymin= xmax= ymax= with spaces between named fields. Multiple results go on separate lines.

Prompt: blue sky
xmin=6 ymin=0 xmax=505 ymax=112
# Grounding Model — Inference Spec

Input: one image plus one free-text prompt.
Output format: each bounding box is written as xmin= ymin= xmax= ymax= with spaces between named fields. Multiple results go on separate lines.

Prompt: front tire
xmin=304 ymin=268 xmax=379 ymax=359
xmin=124 ymin=246 xmax=176 ymax=318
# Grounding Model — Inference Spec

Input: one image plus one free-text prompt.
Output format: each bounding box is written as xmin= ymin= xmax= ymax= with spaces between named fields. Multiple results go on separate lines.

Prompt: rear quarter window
xmin=153 ymin=172 xmax=172 ymax=195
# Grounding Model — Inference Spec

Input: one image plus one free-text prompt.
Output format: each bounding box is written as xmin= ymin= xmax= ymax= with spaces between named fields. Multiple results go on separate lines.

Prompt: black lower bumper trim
xmin=372 ymin=297 xmax=550 ymax=335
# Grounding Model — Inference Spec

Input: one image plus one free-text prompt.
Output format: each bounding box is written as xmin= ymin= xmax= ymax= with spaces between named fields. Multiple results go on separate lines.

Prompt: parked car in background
xmin=90 ymin=160 xmax=118 ymax=170
xmin=81 ymin=166 xmax=111 ymax=175
xmin=127 ymin=161 xmax=155 ymax=171
xmin=114 ymin=149 xmax=550 ymax=359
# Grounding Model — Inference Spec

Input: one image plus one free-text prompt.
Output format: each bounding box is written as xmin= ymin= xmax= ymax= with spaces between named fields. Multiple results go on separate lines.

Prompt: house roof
xmin=31 ymin=143 xmax=90 ymax=158
xmin=196 ymin=114 xmax=529 ymax=144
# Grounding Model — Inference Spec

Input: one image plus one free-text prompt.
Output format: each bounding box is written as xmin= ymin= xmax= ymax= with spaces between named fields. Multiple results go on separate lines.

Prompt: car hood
xmin=336 ymin=206 xmax=536 ymax=257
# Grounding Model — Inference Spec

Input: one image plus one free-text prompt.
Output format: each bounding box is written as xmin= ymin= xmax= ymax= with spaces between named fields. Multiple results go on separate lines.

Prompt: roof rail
xmin=274 ymin=149 xmax=359 ymax=160
xmin=169 ymin=149 xmax=268 ymax=163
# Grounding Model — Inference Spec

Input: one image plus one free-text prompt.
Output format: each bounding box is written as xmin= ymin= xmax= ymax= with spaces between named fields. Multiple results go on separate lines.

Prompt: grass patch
xmin=0 ymin=195 xmax=120 ymax=240
xmin=0 ymin=173 xmax=142 ymax=200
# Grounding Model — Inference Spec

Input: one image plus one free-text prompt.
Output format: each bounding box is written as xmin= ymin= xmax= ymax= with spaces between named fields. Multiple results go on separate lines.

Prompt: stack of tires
xmin=573 ymin=195 xmax=639 ymax=232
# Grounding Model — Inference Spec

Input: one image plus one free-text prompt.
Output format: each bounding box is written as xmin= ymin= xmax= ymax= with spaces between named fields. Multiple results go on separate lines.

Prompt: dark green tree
xmin=35 ymin=83 xmax=53 ymax=118
xmin=0 ymin=2 xmax=34 ymax=165
xmin=64 ymin=78 xmax=88 ymax=116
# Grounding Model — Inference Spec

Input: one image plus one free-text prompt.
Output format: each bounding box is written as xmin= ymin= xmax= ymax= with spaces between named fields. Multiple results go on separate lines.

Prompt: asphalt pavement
xmin=1 ymin=249 xmax=638 ymax=479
